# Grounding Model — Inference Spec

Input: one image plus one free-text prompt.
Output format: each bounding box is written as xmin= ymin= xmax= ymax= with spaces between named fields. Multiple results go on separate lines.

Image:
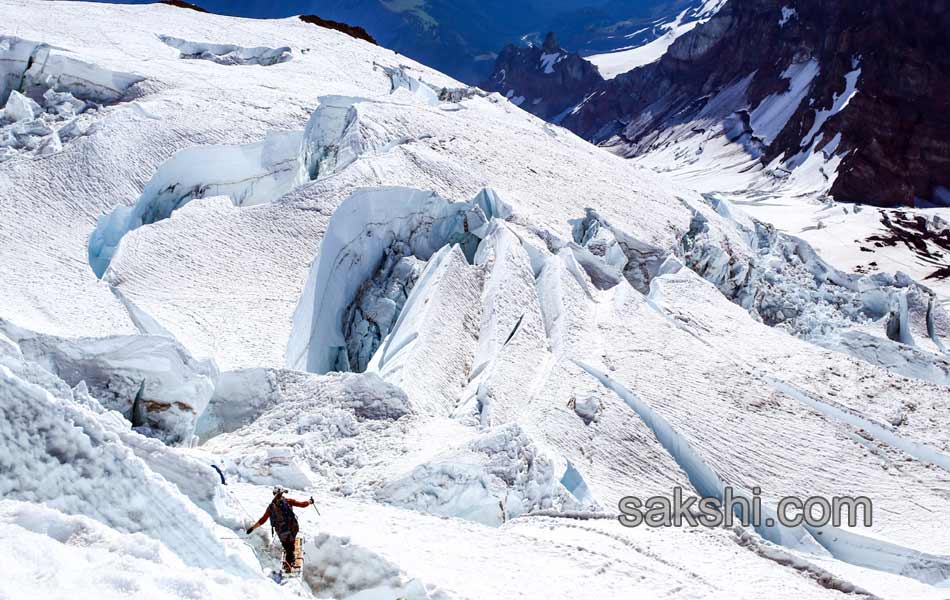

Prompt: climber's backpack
xmin=269 ymin=496 xmax=298 ymax=535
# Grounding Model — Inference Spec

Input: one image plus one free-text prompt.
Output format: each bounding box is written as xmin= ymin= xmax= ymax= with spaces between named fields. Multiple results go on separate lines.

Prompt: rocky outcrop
xmin=299 ymin=14 xmax=378 ymax=45
xmin=483 ymin=33 xmax=603 ymax=122
xmin=161 ymin=0 xmax=208 ymax=12
xmin=562 ymin=0 xmax=950 ymax=208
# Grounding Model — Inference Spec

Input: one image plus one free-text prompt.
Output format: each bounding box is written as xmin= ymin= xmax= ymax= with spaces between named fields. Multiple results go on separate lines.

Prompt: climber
xmin=246 ymin=487 xmax=315 ymax=572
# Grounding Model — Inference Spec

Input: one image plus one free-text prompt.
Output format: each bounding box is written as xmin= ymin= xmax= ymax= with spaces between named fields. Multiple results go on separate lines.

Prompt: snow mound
xmin=158 ymin=34 xmax=292 ymax=66
xmin=0 ymin=363 xmax=255 ymax=574
xmin=303 ymin=533 xmax=432 ymax=599
xmin=201 ymin=370 xmax=415 ymax=490
xmin=376 ymin=423 xmax=590 ymax=526
xmin=0 ymin=500 xmax=283 ymax=600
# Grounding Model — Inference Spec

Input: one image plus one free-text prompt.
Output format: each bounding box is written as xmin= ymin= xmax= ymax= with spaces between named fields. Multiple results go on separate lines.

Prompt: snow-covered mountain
xmin=2 ymin=1 xmax=950 ymax=599
xmin=484 ymin=0 xmax=726 ymax=122
xmin=564 ymin=0 xmax=950 ymax=208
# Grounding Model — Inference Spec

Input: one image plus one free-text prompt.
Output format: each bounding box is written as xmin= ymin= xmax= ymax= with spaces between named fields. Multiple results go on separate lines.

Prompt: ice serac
xmin=1 ymin=35 xmax=142 ymax=161
xmin=378 ymin=65 xmax=440 ymax=106
xmin=455 ymin=219 xmax=550 ymax=428
xmin=0 ymin=35 xmax=143 ymax=106
xmin=299 ymin=95 xmax=371 ymax=182
xmin=676 ymin=196 xmax=950 ymax=383
xmin=158 ymin=34 xmax=292 ymax=66
xmin=89 ymin=92 xmax=393 ymax=279
xmin=285 ymin=186 xmax=501 ymax=379
xmin=7 ymin=325 xmax=216 ymax=445
xmin=88 ymin=130 xmax=303 ymax=277
xmin=340 ymin=247 xmax=425 ymax=373
xmin=372 ymin=243 xmax=483 ymax=416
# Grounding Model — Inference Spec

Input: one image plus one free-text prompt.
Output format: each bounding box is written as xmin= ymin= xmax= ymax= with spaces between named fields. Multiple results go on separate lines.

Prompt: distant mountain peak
xmin=484 ymin=35 xmax=603 ymax=122
xmin=541 ymin=32 xmax=559 ymax=53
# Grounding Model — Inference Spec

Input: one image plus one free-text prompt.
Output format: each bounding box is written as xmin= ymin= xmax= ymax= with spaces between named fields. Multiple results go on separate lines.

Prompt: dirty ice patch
xmin=158 ymin=35 xmax=292 ymax=66
xmin=10 ymin=327 xmax=216 ymax=445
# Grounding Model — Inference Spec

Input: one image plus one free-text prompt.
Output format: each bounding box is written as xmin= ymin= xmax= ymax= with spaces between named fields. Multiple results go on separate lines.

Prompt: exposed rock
xmin=299 ymin=14 xmax=378 ymax=46
xmin=160 ymin=0 xmax=208 ymax=12
xmin=484 ymin=32 xmax=603 ymax=122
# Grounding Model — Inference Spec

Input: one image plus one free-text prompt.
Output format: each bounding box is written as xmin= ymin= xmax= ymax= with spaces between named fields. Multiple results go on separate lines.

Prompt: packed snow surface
xmin=2 ymin=1 xmax=950 ymax=599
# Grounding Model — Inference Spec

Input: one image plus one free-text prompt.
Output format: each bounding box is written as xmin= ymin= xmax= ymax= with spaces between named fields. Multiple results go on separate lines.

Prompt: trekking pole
xmin=310 ymin=496 xmax=320 ymax=516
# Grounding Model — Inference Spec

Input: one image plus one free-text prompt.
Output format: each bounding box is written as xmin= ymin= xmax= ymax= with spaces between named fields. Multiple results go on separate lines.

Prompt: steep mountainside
xmin=483 ymin=0 xmax=726 ymax=122
xmin=483 ymin=33 xmax=603 ymax=122
xmin=562 ymin=0 xmax=950 ymax=208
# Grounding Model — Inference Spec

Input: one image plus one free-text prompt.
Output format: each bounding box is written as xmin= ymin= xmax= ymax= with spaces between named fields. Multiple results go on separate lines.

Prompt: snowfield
xmin=1 ymin=1 xmax=949 ymax=599
xmin=586 ymin=0 xmax=727 ymax=80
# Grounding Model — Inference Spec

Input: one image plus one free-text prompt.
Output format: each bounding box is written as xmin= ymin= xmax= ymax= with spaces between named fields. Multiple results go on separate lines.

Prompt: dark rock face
xmin=483 ymin=33 xmax=604 ymax=122
xmin=299 ymin=15 xmax=378 ymax=46
xmin=562 ymin=0 xmax=950 ymax=208
xmin=161 ymin=0 xmax=208 ymax=12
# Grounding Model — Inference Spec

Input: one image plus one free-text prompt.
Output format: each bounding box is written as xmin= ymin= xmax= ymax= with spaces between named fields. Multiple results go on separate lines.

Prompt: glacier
xmin=2 ymin=1 xmax=950 ymax=599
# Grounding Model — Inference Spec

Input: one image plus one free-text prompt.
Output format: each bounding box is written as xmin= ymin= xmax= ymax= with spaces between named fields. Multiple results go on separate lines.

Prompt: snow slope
xmin=1 ymin=1 xmax=950 ymax=599
xmin=587 ymin=0 xmax=726 ymax=79
xmin=588 ymin=9 xmax=702 ymax=79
